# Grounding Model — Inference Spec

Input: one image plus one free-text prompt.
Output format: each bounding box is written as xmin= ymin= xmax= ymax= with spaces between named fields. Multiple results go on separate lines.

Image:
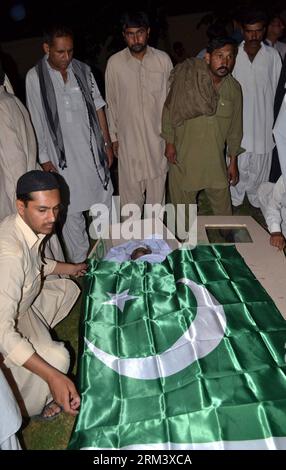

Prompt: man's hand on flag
xmin=48 ymin=369 xmax=81 ymax=417
xmin=70 ymin=262 xmax=88 ymax=277
xmin=69 ymin=246 xmax=286 ymax=450
xmin=51 ymin=261 xmax=88 ymax=277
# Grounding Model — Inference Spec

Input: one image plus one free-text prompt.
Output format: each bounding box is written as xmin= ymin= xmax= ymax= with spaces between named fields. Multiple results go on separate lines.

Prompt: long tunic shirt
xmin=105 ymin=46 xmax=173 ymax=182
xmin=0 ymin=214 xmax=79 ymax=368
xmin=161 ymin=74 xmax=243 ymax=191
xmin=0 ymin=370 xmax=21 ymax=450
xmin=273 ymin=95 xmax=286 ymax=188
xmin=259 ymin=176 xmax=286 ymax=236
xmin=26 ymin=57 xmax=112 ymax=214
xmin=232 ymin=42 xmax=282 ymax=155
xmin=265 ymin=39 xmax=286 ymax=61
xmin=0 ymin=86 xmax=37 ymax=219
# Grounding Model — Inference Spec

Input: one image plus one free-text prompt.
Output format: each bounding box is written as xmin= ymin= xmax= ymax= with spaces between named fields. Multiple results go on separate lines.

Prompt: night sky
xmin=0 ymin=0 xmax=285 ymax=42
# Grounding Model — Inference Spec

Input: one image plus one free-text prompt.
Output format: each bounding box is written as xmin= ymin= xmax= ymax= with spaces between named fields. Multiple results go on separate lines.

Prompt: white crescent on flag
xmin=85 ymin=279 xmax=227 ymax=379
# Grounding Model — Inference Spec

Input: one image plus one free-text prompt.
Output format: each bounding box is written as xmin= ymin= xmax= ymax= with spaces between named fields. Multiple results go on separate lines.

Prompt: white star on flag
xmin=103 ymin=289 xmax=139 ymax=312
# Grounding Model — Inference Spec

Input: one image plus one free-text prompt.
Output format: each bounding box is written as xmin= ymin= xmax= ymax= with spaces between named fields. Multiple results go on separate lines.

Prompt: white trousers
xmin=257 ymin=181 xmax=275 ymax=217
xmin=62 ymin=212 xmax=90 ymax=263
xmin=4 ymin=278 xmax=79 ymax=417
xmin=230 ymin=152 xmax=272 ymax=208
xmin=0 ymin=370 xmax=22 ymax=449
xmin=0 ymin=434 xmax=22 ymax=450
xmin=119 ymin=174 xmax=167 ymax=221
xmin=62 ymin=195 xmax=113 ymax=263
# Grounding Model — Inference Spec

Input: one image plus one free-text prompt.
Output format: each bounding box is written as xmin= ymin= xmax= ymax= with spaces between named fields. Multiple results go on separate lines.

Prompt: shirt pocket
xmin=216 ymin=98 xmax=233 ymax=118
xmin=63 ymin=88 xmax=85 ymax=125
xmin=146 ymin=70 xmax=165 ymax=95
xmin=70 ymin=87 xmax=84 ymax=111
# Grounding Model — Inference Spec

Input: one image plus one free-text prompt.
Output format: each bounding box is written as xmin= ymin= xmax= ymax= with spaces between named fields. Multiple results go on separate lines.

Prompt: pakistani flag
xmin=68 ymin=245 xmax=286 ymax=450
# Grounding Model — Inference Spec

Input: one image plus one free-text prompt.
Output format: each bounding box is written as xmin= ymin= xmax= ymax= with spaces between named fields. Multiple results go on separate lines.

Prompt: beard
xmin=129 ymin=43 xmax=147 ymax=53
xmin=216 ymin=66 xmax=229 ymax=75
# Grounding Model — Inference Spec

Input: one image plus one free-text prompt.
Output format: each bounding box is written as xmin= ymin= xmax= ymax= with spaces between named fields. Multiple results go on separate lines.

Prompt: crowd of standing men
xmin=1 ymin=8 xmax=286 ymax=448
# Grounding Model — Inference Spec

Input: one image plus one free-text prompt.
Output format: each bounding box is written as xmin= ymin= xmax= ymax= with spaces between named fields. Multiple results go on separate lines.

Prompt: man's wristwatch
xmin=104 ymin=141 xmax=112 ymax=148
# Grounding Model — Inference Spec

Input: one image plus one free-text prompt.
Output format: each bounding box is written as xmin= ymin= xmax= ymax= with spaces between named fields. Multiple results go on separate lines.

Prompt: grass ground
xmin=20 ymin=193 xmax=272 ymax=449
xmin=21 ymin=281 xmax=82 ymax=450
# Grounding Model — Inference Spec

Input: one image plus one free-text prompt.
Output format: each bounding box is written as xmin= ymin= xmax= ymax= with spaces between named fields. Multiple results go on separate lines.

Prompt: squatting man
xmin=0 ymin=171 xmax=87 ymax=420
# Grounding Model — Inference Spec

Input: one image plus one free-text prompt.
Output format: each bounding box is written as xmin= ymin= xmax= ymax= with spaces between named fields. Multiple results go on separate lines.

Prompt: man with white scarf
xmin=26 ymin=26 xmax=113 ymax=263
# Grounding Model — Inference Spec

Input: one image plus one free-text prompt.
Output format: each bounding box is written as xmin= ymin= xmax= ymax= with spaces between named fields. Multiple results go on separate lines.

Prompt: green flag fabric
xmin=68 ymin=245 xmax=286 ymax=450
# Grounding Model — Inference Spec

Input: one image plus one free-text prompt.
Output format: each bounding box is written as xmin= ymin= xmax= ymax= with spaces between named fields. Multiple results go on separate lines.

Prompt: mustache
xmin=131 ymin=43 xmax=145 ymax=48
xmin=217 ymin=66 xmax=229 ymax=71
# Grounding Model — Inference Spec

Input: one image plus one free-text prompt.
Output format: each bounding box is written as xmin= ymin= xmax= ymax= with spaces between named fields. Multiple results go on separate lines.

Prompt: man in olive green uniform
xmin=162 ymin=37 xmax=243 ymax=224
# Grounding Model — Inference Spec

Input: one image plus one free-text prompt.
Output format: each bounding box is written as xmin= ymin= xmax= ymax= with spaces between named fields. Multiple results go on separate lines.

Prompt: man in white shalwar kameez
xmin=26 ymin=26 xmax=113 ymax=263
xmin=0 ymin=70 xmax=36 ymax=220
xmin=105 ymin=12 xmax=173 ymax=219
xmin=258 ymin=95 xmax=286 ymax=250
xmin=231 ymin=11 xmax=282 ymax=208
xmin=0 ymin=171 xmax=86 ymax=420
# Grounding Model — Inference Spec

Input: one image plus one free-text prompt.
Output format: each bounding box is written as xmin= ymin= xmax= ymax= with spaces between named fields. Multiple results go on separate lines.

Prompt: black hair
xmin=206 ymin=37 xmax=238 ymax=54
xmin=241 ymin=10 xmax=268 ymax=27
xmin=16 ymin=193 xmax=34 ymax=207
xmin=121 ymin=11 xmax=150 ymax=31
xmin=16 ymin=170 xmax=60 ymax=197
xmin=43 ymin=25 xmax=74 ymax=45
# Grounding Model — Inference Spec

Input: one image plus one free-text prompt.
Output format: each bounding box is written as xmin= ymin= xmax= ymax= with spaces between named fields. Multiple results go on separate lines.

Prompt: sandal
xmin=31 ymin=400 xmax=62 ymax=421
